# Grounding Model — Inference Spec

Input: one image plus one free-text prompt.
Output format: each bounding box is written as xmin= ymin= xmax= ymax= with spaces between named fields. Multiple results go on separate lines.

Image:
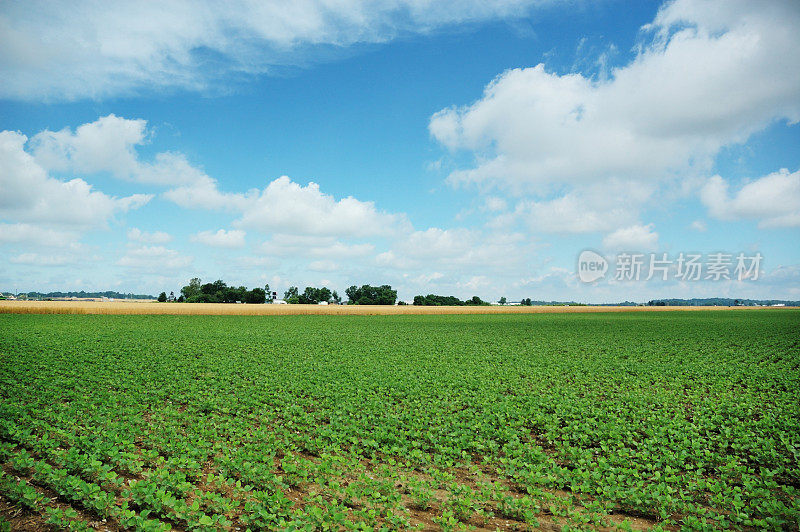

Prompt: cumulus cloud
xmin=235 ymin=256 xmax=278 ymax=269
xmin=127 ymin=228 xmax=172 ymax=244
xmin=190 ymin=229 xmax=246 ymax=248
xmin=23 ymin=116 xmax=404 ymax=241
xmin=522 ymin=195 xmax=633 ymax=234
xmin=162 ymin=175 xmax=255 ymax=211
xmin=431 ymin=1 xmax=800 ymax=191
xmin=0 ymin=0 xmax=545 ymax=101
xmin=308 ymin=260 xmax=339 ymax=272
xmin=378 ymin=227 xmax=531 ymax=271
xmin=602 ymin=224 xmax=659 ymax=251
xmin=399 ymin=228 xmax=478 ymax=259
xmin=0 ymin=223 xmax=80 ymax=247
xmin=9 ymin=253 xmax=76 ymax=266
xmin=488 ymin=180 xmax=654 ymax=234
xmin=430 ymin=0 xmax=800 ymax=239
xmin=30 ymin=115 xmax=147 ymax=177
xmin=0 ymin=130 xmax=151 ymax=229
xmin=700 ymin=169 xmax=800 ymax=228
xmin=409 ymin=272 xmax=445 ymax=285
xmin=235 ymin=176 xmax=405 ymax=237
xmin=117 ymin=246 xmax=193 ymax=271
xmin=260 ymin=234 xmax=375 ymax=259
xmin=168 ymin=174 xmax=406 ymax=240
xmin=28 ymin=114 xmax=221 ymax=189
xmin=483 ymin=196 xmax=507 ymax=212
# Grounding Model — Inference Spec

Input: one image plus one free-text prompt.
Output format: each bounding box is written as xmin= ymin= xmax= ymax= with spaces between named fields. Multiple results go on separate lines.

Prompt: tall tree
xmin=244 ymin=288 xmax=266 ymax=304
xmin=345 ymin=284 xmax=397 ymax=305
xmin=284 ymin=286 xmax=299 ymax=304
xmin=180 ymin=277 xmax=202 ymax=300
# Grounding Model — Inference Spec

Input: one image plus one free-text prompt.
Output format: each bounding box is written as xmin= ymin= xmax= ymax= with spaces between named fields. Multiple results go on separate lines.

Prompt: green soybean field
xmin=0 ymin=311 xmax=798 ymax=531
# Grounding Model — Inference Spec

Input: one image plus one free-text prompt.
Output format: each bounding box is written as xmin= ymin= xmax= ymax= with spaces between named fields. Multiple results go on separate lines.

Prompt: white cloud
xmin=409 ymin=272 xmax=445 ymax=285
xmin=523 ymin=196 xmax=631 ymax=234
xmin=515 ymin=267 xmax=574 ymax=288
xmin=602 ymin=224 xmax=659 ymax=251
xmin=190 ymin=229 xmax=246 ymax=248
xmin=0 ymin=223 xmax=80 ymax=247
xmin=9 ymin=253 xmax=75 ymax=266
xmin=399 ymin=228 xmax=476 ymax=259
xmin=127 ymin=227 xmax=172 ymax=244
xmin=29 ymin=114 xmax=221 ymax=188
xmin=235 ymin=176 xmax=405 ymax=237
xmin=308 ymin=260 xmax=339 ymax=272
xmin=0 ymin=130 xmax=151 ymax=228
xmin=431 ymin=1 xmax=800 ymax=192
xmin=429 ymin=0 xmax=800 ymax=236
xmin=380 ymin=227 xmax=531 ymax=271
xmin=30 ymin=114 xmax=147 ymax=178
xmin=260 ymin=234 xmax=375 ymax=259
xmin=690 ymin=220 xmax=707 ymax=232
xmin=700 ymin=169 xmax=800 ymax=228
xmin=15 ymin=116 xmax=409 ymax=242
xmin=488 ymin=180 xmax=654 ymax=234
xmin=483 ymin=196 xmax=507 ymax=212
xmin=0 ymin=0 xmax=546 ymax=101
xmin=457 ymin=275 xmax=492 ymax=292
xmin=162 ymin=175 xmax=255 ymax=211
xmin=116 ymin=245 xmax=193 ymax=271
xmin=235 ymin=256 xmax=278 ymax=269
xmin=375 ymin=251 xmax=417 ymax=270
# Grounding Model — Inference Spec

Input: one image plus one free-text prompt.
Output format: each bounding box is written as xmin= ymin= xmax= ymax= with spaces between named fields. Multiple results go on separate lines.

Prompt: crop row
xmin=1 ymin=311 xmax=798 ymax=530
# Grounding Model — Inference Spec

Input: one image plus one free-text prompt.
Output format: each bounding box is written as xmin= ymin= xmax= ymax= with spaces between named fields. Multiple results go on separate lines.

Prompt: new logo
xmin=577 ymin=250 xmax=608 ymax=283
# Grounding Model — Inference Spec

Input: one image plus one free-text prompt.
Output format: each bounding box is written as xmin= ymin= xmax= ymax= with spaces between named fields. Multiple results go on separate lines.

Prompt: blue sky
xmin=1 ymin=0 xmax=799 ymax=302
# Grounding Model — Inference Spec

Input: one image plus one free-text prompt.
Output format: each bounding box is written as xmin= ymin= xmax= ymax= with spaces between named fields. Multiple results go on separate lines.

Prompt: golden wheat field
xmin=0 ymin=300 xmax=783 ymax=315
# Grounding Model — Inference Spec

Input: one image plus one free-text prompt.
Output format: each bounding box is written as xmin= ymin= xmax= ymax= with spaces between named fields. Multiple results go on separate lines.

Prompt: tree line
xmin=160 ymin=279 xmax=399 ymax=305
xmin=412 ymin=294 xmax=489 ymax=306
xmin=282 ymin=286 xmax=341 ymax=304
xmin=22 ymin=290 xmax=155 ymax=300
xmin=156 ymin=281 xmax=565 ymax=306
xmin=158 ymin=278 xmax=267 ymax=304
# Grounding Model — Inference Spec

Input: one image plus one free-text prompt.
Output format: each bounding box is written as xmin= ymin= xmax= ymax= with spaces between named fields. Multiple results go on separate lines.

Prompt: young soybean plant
xmin=0 ymin=311 xmax=798 ymax=530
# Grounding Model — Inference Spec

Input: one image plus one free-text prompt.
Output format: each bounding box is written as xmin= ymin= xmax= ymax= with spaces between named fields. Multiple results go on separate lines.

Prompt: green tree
xmin=413 ymin=294 xmax=487 ymax=306
xmin=157 ymin=292 xmax=167 ymax=302
xmin=244 ymin=288 xmax=266 ymax=304
xmin=499 ymin=296 xmax=507 ymax=305
xmin=346 ymin=284 xmax=397 ymax=305
xmin=345 ymin=285 xmax=358 ymax=303
xmin=298 ymin=287 xmax=333 ymax=304
xmin=180 ymin=277 xmax=202 ymax=301
xmin=284 ymin=286 xmax=299 ymax=304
